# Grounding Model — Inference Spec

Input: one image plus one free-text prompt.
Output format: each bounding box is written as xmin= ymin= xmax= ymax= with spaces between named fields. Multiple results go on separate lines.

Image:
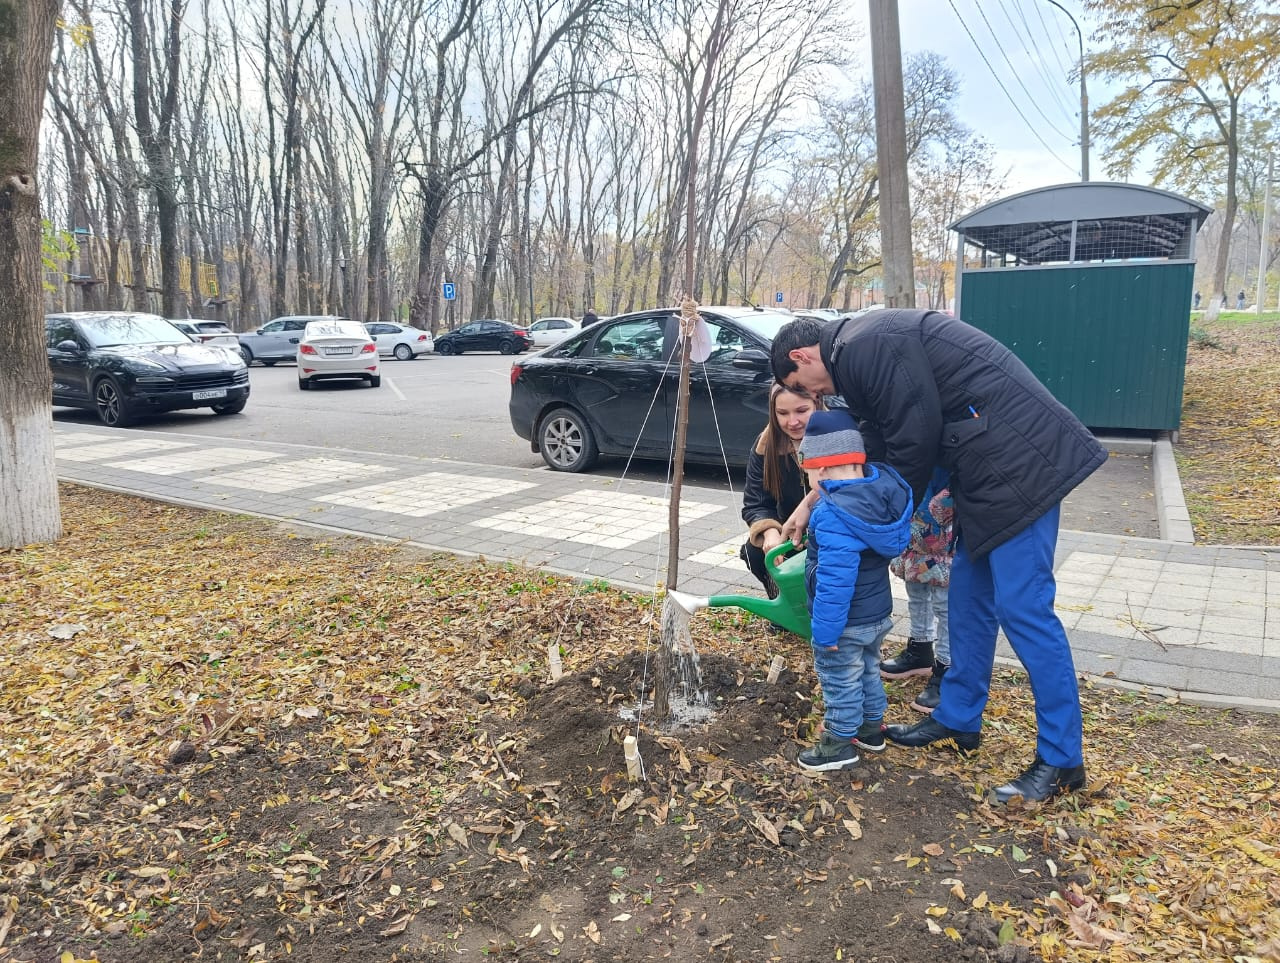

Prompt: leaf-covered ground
xmin=1178 ymin=316 xmax=1280 ymax=544
xmin=1 ymin=487 xmax=1278 ymax=963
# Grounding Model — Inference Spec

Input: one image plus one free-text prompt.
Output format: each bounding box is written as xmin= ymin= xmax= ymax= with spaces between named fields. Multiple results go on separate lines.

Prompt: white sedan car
xmin=528 ymin=316 xmax=580 ymax=348
xmin=297 ymin=319 xmax=381 ymax=389
xmin=365 ymin=321 xmax=434 ymax=359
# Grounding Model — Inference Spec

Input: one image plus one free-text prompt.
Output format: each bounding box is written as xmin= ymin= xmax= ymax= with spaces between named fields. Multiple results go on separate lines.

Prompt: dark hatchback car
xmin=46 ymin=312 xmax=250 ymax=427
xmin=508 ymin=306 xmax=792 ymax=472
xmin=435 ymin=319 xmax=532 ymax=355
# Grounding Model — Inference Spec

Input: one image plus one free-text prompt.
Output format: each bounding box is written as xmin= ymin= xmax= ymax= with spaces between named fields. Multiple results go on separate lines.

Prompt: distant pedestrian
xmin=1236 ymin=291 xmax=1246 ymax=310
xmin=1222 ymin=292 xmax=1228 ymax=308
xmin=582 ymin=309 xmax=600 ymax=327
xmin=1193 ymin=290 xmax=1201 ymax=310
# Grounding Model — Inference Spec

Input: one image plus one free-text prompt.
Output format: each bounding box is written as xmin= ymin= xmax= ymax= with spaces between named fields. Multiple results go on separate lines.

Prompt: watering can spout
xmin=666 ymin=589 xmax=710 ymax=615
xmin=676 ymin=541 xmax=812 ymax=638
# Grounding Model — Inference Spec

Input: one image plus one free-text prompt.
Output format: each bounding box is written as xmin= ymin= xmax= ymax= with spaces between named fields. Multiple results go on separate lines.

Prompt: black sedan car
xmin=509 ymin=306 xmax=792 ymax=472
xmin=46 ymin=312 xmax=250 ymax=427
xmin=435 ymin=319 xmax=532 ymax=355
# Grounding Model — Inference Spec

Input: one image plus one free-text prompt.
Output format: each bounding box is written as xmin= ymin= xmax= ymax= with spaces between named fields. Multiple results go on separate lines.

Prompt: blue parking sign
xmin=775 ymin=291 xmax=784 ymax=303
xmin=442 ymin=282 xmax=456 ymax=300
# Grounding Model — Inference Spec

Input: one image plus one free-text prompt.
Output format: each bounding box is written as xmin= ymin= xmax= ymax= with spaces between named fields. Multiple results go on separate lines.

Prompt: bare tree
xmin=126 ymin=0 xmax=186 ymax=316
xmin=813 ymin=52 xmax=960 ymax=307
xmin=1 ymin=0 xmax=62 ymax=547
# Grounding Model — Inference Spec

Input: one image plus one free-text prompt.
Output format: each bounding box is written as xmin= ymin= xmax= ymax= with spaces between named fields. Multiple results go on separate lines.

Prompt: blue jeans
xmin=813 ymin=616 xmax=893 ymax=739
xmin=904 ymin=580 xmax=950 ymax=664
xmin=932 ymin=504 xmax=1083 ymax=768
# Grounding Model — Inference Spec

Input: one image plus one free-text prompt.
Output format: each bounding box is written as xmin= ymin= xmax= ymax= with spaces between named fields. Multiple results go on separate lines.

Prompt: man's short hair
xmin=769 ymin=318 xmax=824 ymax=381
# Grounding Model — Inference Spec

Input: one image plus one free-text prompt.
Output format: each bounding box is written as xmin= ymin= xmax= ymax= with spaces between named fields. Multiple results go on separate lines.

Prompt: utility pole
xmin=869 ymin=0 xmax=914 ymax=308
xmin=1046 ymin=0 xmax=1089 ymax=181
xmin=1256 ymin=153 xmax=1272 ymax=314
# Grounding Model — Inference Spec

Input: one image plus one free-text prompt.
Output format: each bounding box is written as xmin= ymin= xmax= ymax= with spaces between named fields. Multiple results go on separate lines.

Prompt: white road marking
xmin=385 ymin=376 xmax=406 ymax=401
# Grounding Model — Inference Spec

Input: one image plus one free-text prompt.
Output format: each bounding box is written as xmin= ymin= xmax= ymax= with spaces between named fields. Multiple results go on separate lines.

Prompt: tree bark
xmin=0 ymin=0 xmax=63 ymax=547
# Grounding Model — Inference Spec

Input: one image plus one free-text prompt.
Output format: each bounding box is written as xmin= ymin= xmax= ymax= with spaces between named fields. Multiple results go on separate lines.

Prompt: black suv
xmin=434 ymin=319 xmax=532 ymax=355
xmin=46 ymin=312 xmax=250 ymax=427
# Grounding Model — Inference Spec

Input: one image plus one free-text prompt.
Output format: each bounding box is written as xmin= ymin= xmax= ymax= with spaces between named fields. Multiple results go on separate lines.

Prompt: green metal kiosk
xmin=951 ymin=182 xmax=1211 ymax=431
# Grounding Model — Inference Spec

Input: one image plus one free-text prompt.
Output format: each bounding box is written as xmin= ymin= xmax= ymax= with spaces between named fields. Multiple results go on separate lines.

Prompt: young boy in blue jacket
xmin=796 ymin=409 xmax=913 ymax=772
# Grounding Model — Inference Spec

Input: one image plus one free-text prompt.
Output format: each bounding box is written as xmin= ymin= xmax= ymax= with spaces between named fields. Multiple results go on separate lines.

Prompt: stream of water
xmin=658 ymin=596 xmax=713 ymax=725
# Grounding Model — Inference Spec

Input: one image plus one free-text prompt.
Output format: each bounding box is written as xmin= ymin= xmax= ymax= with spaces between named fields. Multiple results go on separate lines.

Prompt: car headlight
xmin=135 ymin=376 xmax=176 ymax=385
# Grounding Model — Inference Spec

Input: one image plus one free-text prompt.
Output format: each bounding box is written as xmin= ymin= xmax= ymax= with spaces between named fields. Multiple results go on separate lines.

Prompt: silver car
xmin=171 ymin=319 xmax=242 ymax=352
xmin=238 ymin=315 xmax=344 ymax=366
xmin=364 ymin=321 xmax=434 ymax=359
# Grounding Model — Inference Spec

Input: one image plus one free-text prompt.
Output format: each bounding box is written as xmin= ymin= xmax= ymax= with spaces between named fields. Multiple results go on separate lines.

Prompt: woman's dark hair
xmin=759 ymin=384 xmax=822 ymax=501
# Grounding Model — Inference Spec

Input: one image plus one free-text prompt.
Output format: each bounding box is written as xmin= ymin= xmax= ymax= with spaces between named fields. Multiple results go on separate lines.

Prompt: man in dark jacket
xmin=771 ymin=309 xmax=1107 ymax=803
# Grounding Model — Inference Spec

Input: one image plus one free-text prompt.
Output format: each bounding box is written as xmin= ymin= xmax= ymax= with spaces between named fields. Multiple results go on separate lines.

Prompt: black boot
xmin=885 ymin=716 xmax=980 ymax=754
xmin=880 ymin=636 xmax=934 ymax=679
xmin=990 ymin=756 xmax=1086 ymax=804
xmin=911 ymin=661 xmax=947 ymax=714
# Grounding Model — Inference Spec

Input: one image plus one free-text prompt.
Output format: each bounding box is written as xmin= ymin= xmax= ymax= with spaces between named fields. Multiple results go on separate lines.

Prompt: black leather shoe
xmin=885 ymin=716 xmax=980 ymax=754
xmin=991 ymin=756 xmax=1086 ymax=804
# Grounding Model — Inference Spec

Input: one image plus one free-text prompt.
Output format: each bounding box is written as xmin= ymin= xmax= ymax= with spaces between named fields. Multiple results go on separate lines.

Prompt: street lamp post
xmin=1046 ymin=0 xmax=1089 ymax=182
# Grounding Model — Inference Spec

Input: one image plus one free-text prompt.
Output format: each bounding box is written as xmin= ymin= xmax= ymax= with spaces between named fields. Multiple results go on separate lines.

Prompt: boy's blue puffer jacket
xmin=804 ymin=463 xmax=913 ymax=648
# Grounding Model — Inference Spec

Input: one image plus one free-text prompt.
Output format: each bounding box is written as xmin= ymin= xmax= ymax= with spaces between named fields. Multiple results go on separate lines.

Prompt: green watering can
xmin=667 ymin=540 xmax=811 ymax=637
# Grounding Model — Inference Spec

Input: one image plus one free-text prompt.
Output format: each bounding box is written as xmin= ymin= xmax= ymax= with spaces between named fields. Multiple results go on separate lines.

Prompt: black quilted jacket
xmin=819 ymin=308 xmax=1107 ymax=558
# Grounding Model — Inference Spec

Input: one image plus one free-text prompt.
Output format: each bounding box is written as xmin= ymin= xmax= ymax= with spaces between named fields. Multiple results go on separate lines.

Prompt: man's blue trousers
xmin=931 ymin=504 xmax=1084 ymax=768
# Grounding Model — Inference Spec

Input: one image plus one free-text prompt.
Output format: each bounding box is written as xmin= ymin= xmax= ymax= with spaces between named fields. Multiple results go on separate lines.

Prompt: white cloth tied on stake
xmin=679 ymin=295 xmax=713 ymax=363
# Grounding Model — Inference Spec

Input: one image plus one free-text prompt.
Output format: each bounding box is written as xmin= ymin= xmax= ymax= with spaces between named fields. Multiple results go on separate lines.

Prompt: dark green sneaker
xmin=853 ymin=719 xmax=887 ymax=753
xmin=797 ymin=734 xmax=860 ymax=772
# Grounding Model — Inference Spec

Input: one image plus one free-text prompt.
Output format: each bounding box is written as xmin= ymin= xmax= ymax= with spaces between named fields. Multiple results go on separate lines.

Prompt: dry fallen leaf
xmin=755 ymin=813 xmax=780 ymax=845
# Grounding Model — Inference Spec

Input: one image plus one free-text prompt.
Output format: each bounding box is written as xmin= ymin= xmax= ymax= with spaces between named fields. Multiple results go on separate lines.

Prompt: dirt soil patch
xmin=1 ymin=487 xmax=1278 ymax=963
xmin=1177 ymin=318 xmax=1280 ymax=544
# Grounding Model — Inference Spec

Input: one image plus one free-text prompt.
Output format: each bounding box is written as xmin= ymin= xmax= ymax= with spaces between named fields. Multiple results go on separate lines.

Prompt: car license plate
xmin=327 ymin=347 xmax=354 ymax=356
xmin=192 ymin=389 xmax=227 ymax=401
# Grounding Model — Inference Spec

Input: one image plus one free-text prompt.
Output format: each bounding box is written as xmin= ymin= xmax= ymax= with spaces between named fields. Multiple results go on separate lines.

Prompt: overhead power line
xmin=971 ymin=0 xmax=1075 ymax=141
xmin=1002 ymin=0 xmax=1078 ymax=125
xmin=944 ymin=0 xmax=1078 ymax=175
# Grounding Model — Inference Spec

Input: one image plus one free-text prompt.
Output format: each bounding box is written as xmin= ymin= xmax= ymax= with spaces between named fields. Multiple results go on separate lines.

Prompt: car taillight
xmin=361 ymin=343 xmax=377 ymax=353
xmin=512 ymin=328 xmax=528 ymax=336
xmin=416 ymin=334 xmax=427 ymax=342
xmin=510 ymin=364 xmax=522 ymax=386
xmin=300 ymin=343 xmax=318 ymax=355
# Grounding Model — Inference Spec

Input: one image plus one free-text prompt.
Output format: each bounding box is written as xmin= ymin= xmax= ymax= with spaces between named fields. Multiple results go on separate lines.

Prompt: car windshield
xmin=80 ymin=315 xmax=186 ymax=347
xmin=306 ymin=320 xmax=366 ymax=339
xmin=728 ymin=311 xmax=795 ymax=342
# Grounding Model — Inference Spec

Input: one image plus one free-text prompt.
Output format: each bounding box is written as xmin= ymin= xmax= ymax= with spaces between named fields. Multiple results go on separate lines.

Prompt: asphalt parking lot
xmin=51 ymin=351 xmax=1162 ymax=539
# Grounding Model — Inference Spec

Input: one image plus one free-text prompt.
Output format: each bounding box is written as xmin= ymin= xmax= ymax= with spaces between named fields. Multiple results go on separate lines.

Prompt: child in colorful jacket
xmin=881 ymin=467 xmax=955 ymax=712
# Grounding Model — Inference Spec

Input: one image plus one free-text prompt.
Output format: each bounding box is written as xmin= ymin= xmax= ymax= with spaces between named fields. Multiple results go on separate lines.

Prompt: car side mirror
xmin=733 ymin=348 xmax=769 ymax=370
xmin=55 ymin=340 xmax=82 ymax=353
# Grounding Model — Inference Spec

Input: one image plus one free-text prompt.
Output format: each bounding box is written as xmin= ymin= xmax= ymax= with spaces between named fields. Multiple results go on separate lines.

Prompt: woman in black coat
xmin=740 ymin=384 xmax=819 ymax=596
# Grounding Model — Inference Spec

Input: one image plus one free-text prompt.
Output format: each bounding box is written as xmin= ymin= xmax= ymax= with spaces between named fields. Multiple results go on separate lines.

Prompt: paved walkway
xmin=51 ymin=423 xmax=1280 ymax=714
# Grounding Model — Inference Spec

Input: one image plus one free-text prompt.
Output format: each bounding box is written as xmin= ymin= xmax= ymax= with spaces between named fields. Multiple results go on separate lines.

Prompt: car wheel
xmin=298 ymin=376 xmax=311 ymax=391
xmin=93 ymin=377 xmax=135 ymax=427
xmin=212 ymin=400 xmax=247 ymax=415
xmin=499 ymin=339 xmax=515 ymax=355
xmin=438 ymin=342 xmax=456 ymax=356
xmin=540 ymin=407 xmax=598 ymax=472
xmin=240 ymin=345 xmax=254 ymax=366
xmin=393 ymin=343 xmax=413 ymax=361
xmin=262 ymin=360 xmax=278 ymax=367
xmin=369 ymin=375 xmax=382 ymax=387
